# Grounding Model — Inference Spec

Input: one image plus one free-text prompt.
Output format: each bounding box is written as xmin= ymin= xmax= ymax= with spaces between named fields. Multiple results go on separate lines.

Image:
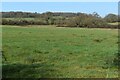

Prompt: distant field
xmin=108 ymin=22 xmax=119 ymax=25
xmin=2 ymin=25 xmax=118 ymax=78
xmin=2 ymin=18 xmax=44 ymax=21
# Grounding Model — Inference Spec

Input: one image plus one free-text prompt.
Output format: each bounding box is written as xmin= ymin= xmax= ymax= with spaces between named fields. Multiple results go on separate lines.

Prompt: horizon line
xmin=1 ymin=11 xmax=118 ymax=17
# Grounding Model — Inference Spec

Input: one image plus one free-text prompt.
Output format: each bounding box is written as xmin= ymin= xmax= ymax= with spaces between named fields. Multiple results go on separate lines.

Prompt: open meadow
xmin=2 ymin=25 xmax=118 ymax=78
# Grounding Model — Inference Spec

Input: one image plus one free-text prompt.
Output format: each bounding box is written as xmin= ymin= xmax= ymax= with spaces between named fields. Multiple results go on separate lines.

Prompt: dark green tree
xmin=104 ymin=14 xmax=118 ymax=22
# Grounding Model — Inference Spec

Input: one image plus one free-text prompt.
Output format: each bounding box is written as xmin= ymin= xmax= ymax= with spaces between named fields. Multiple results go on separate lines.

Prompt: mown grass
xmin=2 ymin=25 xmax=118 ymax=78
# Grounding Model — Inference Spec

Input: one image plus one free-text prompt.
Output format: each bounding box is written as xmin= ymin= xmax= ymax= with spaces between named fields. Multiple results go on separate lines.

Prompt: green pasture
xmin=2 ymin=25 xmax=118 ymax=78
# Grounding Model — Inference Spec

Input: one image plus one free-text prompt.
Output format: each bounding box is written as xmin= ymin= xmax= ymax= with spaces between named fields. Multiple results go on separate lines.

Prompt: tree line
xmin=1 ymin=11 xmax=119 ymax=28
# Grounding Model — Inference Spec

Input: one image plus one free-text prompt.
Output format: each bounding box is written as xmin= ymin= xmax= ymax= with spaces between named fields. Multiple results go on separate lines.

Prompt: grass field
xmin=108 ymin=22 xmax=119 ymax=25
xmin=2 ymin=18 xmax=45 ymax=22
xmin=2 ymin=25 xmax=118 ymax=78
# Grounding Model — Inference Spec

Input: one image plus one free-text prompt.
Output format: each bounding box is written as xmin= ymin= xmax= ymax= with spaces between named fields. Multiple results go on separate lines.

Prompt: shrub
xmin=2 ymin=18 xmax=48 ymax=25
xmin=56 ymin=13 xmax=108 ymax=28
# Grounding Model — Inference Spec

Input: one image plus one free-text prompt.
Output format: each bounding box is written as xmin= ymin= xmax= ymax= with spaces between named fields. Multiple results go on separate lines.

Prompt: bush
xmin=56 ymin=14 xmax=109 ymax=28
xmin=2 ymin=18 xmax=48 ymax=25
